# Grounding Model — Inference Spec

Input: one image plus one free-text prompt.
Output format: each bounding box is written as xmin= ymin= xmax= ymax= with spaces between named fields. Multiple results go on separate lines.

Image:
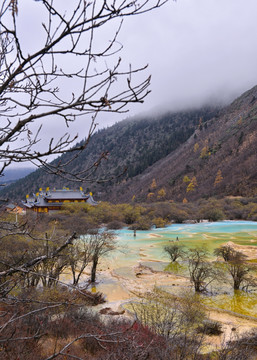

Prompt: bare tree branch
xmin=0 ymin=0 xmax=167 ymax=181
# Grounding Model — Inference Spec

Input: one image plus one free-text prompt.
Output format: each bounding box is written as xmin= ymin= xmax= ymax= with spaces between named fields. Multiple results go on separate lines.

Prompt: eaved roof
xmin=22 ymin=187 xmax=97 ymax=209
xmin=29 ymin=196 xmax=51 ymax=208
xmin=6 ymin=203 xmax=16 ymax=210
xmin=45 ymin=189 xmax=88 ymax=200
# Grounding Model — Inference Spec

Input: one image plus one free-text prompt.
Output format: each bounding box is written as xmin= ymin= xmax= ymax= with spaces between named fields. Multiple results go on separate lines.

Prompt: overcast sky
xmin=17 ymin=0 xmax=257 ymax=127
xmin=6 ymin=0 xmax=257 ymax=168
xmin=118 ymin=0 xmax=257 ymax=119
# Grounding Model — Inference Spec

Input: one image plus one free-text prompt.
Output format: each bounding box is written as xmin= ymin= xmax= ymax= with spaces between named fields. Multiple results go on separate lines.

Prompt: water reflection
xmin=164 ymin=262 xmax=187 ymax=275
xmin=203 ymin=290 xmax=257 ymax=317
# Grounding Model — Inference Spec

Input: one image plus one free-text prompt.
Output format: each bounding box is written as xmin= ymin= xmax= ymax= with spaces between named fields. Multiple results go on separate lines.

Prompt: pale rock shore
xmin=225 ymin=240 xmax=257 ymax=258
xmin=96 ymin=255 xmax=257 ymax=351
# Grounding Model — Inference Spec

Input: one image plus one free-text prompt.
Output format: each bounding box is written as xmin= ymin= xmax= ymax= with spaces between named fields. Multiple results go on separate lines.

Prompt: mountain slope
xmin=3 ymin=84 xmax=257 ymax=205
xmin=0 ymin=107 xmax=217 ymax=201
xmin=0 ymin=168 xmax=34 ymax=186
xmin=110 ymin=85 xmax=257 ymax=202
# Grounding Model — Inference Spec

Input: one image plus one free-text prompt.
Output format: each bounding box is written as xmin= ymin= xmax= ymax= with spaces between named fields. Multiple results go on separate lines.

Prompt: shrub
xmin=153 ymin=217 xmax=166 ymax=228
xmin=197 ymin=320 xmax=223 ymax=336
xmin=106 ymin=220 xmax=125 ymax=229
xmin=130 ymin=216 xmax=152 ymax=230
xmin=200 ymin=206 xmax=224 ymax=221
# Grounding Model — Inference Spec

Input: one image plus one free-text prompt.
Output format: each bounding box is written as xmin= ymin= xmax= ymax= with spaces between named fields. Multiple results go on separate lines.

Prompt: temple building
xmin=22 ymin=187 xmax=97 ymax=213
xmin=5 ymin=203 xmax=25 ymax=215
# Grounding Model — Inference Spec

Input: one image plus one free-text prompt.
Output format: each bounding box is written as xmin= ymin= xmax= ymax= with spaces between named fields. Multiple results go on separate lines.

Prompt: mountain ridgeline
xmin=0 ymin=107 xmax=218 ymax=201
xmin=2 ymin=85 xmax=257 ymax=203
xmin=111 ymin=85 xmax=257 ymax=203
xmin=0 ymin=168 xmax=34 ymax=186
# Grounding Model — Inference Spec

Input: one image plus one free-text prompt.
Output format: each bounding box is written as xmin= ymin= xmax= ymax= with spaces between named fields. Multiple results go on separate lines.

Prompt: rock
xmin=99 ymin=307 xmax=125 ymax=316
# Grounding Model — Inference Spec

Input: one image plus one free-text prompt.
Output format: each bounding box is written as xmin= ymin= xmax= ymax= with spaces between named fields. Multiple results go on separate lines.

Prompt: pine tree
xmin=157 ymin=188 xmax=166 ymax=200
xmin=194 ymin=143 xmax=199 ymax=152
xmin=150 ymin=178 xmax=157 ymax=190
xmin=187 ymin=176 xmax=198 ymax=192
xmin=214 ymin=170 xmax=223 ymax=187
xmin=183 ymin=175 xmax=190 ymax=183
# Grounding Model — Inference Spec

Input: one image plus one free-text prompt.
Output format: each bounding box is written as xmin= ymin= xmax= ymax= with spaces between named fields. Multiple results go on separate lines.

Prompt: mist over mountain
xmin=0 ymin=106 xmax=218 ymax=201
xmin=0 ymin=168 xmax=34 ymax=186
xmin=1 ymin=85 xmax=257 ymax=204
xmin=111 ymin=85 xmax=257 ymax=203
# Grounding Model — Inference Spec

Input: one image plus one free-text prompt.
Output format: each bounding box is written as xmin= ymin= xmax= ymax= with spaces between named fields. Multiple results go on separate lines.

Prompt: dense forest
xmin=0 ymin=107 xmax=218 ymax=201
xmin=2 ymin=85 xmax=257 ymax=205
xmin=108 ymin=85 xmax=257 ymax=203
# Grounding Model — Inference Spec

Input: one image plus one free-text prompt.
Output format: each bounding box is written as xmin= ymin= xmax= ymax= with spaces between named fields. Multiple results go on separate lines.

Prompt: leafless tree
xmin=0 ymin=0 xmax=168 ymax=290
xmin=213 ymin=246 xmax=257 ymax=292
xmin=214 ymin=245 xmax=237 ymax=262
xmin=216 ymin=330 xmax=257 ymax=360
xmin=129 ymin=289 xmax=207 ymax=360
xmin=225 ymin=251 xmax=255 ymax=291
xmin=0 ymin=0 xmax=170 ymax=358
xmin=164 ymin=243 xmax=185 ymax=262
xmin=88 ymin=230 xmax=116 ymax=283
xmin=187 ymin=248 xmax=217 ymax=293
xmin=68 ymin=238 xmax=94 ymax=286
xmin=0 ymin=0 xmax=167 ymax=184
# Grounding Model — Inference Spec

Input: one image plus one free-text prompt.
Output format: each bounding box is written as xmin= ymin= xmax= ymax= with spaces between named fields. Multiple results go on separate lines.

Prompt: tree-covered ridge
xmin=3 ymin=84 xmax=257 ymax=204
xmin=77 ymin=107 xmax=218 ymax=180
xmin=0 ymin=167 xmax=34 ymax=185
xmin=110 ymin=85 xmax=257 ymax=203
xmin=0 ymin=107 xmax=218 ymax=201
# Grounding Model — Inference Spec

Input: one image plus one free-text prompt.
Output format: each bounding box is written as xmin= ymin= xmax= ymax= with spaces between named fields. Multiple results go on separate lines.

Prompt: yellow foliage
xmin=186 ymin=183 xmax=194 ymax=192
xmin=157 ymin=188 xmax=166 ymax=200
xmin=150 ymin=178 xmax=157 ymax=190
xmin=187 ymin=176 xmax=197 ymax=192
xmin=214 ymin=169 xmax=223 ymax=187
xmin=200 ymin=146 xmax=208 ymax=158
xmin=194 ymin=143 xmax=199 ymax=153
xmin=147 ymin=192 xmax=155 ymax=201
xmin=153 ymin=217 xmax=166 ymax=228
xmin=248 ymin=204 xmax=257 ymax=219
xmin=117 ymin=203 xmax=143 ymax=224
xmin=183 ymin=175 xmax=190 ymax=183
xmin=191 ymin=176 xmax=197 ymax=186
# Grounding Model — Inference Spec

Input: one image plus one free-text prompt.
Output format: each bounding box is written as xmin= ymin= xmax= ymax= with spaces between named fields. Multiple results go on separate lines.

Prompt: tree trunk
xmin=234 ymin=279 xmax=240 ymax=290
xmin=91 ymin=256 xmax=98 ymax=283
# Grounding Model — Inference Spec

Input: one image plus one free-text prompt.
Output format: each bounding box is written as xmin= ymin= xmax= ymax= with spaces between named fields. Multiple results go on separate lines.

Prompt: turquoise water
xmin=105 ymin=221 xmax=257 ymax=269
xmin=93 ymin=221 xmax=257 ymax=317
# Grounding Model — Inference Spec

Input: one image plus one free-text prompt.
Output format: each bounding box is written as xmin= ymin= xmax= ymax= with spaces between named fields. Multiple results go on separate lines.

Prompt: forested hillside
xmin=3 ymin=85 xmax=257 ymax=204
xmin=0 ymin=107 xmax=218 ymax=201
xmin=0 ymin=167 xmax=34 ymax=186
xmin=111 ymin=85 xmax=257 ymax=203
